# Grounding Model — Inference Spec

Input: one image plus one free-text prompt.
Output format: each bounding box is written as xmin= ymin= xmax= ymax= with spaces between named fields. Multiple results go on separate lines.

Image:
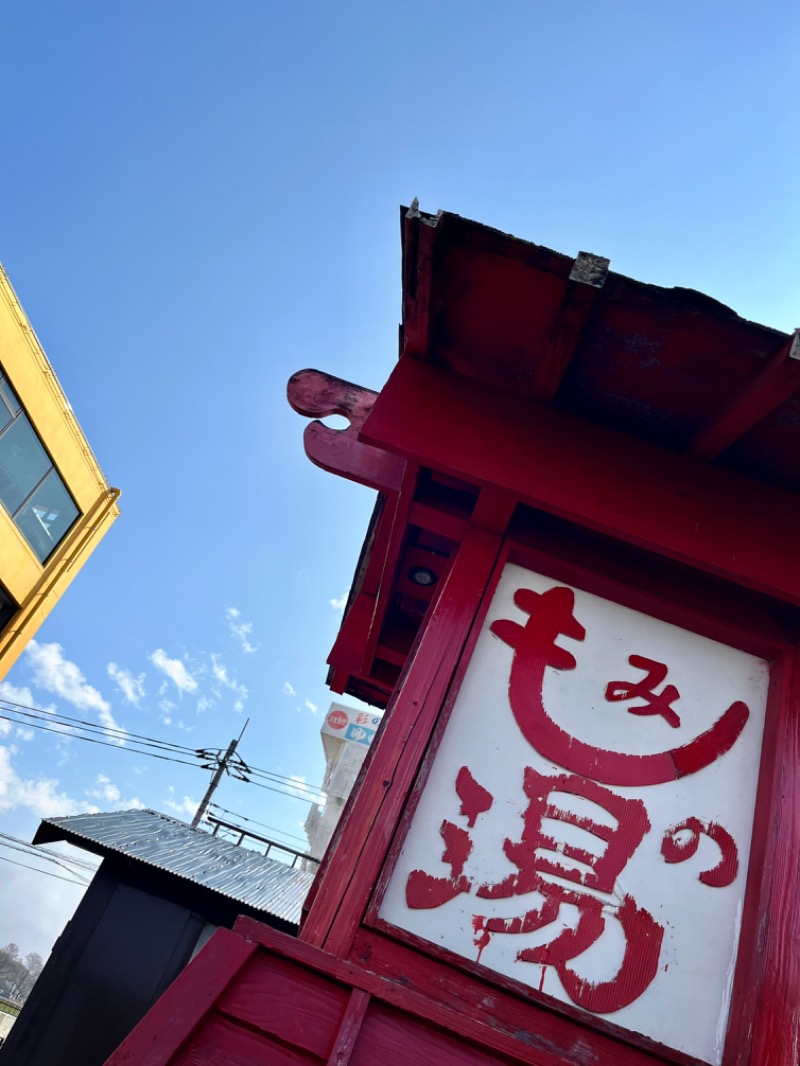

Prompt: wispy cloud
xmin=85 ymin=772 xmax=143 ymax=810
xmin=304 ymin=699 xmax=318 ymax=714
xmin=164 ymin=786 xmax=199 ymax=820
xmin=329 ymin=594 xmax=347 ymax=612
xmin=24 ymin=641 xmax=123 ymax=736
xmin=283 ymin=681 xmax=296 ymax=697
xmin=210 ymin=654 xmax=248 ymax=704
xmin=0 ymin=680 xmax=64 ymax=743
xmin=149 ymin=649 xmax=199 ymax=694
xmin=0 ymin=679 xmax=54 ymax=713
xmin=87 ymin=772 xmax=119 ymax=804
xmin=106 ymin=663 xmax=146 ymax=706
xmin=226 ymin=607 xmax=258 ymax=654
xmin=0 ymin=746 xmax=90 ymax=818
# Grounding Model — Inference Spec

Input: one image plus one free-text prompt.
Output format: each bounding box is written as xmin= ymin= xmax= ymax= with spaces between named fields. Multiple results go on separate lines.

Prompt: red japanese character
xmin=407 ymin=765 xmax=664 ymax=1014
xmin=473 ymin=767 xmax=662 ymax=1014
xmin=661 ymin=817 xmax=738 ymax=888
xmin=476 ymin=767 xmax=650 ymax=898
xmin=406 ymin=767 xmax=493 ymax=909
xmin=490 ymin=585 xmax=750 ymax=785
xmin=605 ymin=655 xmax=681 ymax=728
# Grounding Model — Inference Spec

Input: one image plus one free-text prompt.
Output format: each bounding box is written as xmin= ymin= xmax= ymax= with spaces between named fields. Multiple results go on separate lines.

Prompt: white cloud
xmin=283 ymin=682 xmax=296 ymax=697
xmin=149 ymin=649 xmax=199 ymax=694
xmin=106 ymin=663 xmax=146 ymax=706
xmin=329 ymin=594 xmax=347 ymax=612
xmin=225 ymin=607 xmax=258 ymax=654
xmin=85 ymin=772 xmax=143 ymax=810
xmin=210 ymin=654 xmax=248 ymax=703
xmin=0 ymin=745 xmax=90 ymax=818
xmin=164 ymin=786 xmax=199 ymax=820
xmin=196 ymin=695 xmax=214 ymax=714
xmin=0 ymin=679 xmax=55 ymax=714
xmin=87 ymin=772 xmax=120 ymax=804
xmin=158 ymin=699 xmax=194 ymax=731
xmin=24 ymin=641 xmax=123 ymax=737
xmin=0 ymin=681 xmax=63 ymax=743
xmin=304 ymin=699 xmax=318 ymax=714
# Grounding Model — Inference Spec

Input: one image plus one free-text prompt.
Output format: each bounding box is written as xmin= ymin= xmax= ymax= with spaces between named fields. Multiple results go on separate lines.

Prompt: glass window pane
xmin=15 ymin=471 xmax=79 ymax=562
xmin=0 ymin=416 xmax=51 ymax=514
xmin=0 ymin=375 xmax=21 ymax=419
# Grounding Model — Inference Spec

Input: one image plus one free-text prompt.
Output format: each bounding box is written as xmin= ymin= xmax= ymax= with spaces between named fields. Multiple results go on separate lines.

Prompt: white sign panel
xmin=379 ymin=564 xmax=769 ymax=1064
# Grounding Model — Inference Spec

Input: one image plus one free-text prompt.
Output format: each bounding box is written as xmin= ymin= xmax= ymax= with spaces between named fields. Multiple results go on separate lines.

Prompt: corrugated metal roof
xmin=34 ymin=808 xmax=314 ymax=926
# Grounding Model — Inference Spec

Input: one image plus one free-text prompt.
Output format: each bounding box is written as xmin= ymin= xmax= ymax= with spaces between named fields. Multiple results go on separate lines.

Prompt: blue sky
xmin=0 ymin=1 xmax=797 ymax=959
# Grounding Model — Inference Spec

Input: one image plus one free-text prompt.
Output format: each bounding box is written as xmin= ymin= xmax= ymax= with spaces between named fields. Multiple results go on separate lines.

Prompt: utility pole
xmin=191 ymin=718 xmax=249 ymax=829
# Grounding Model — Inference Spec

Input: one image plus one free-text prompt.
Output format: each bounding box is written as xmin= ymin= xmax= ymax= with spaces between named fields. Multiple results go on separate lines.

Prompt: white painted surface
xmin=380 ymin=563 xmax=770 ymax=1064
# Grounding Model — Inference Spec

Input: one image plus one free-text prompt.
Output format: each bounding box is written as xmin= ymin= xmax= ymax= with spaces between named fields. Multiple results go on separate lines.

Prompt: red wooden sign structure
xmin=107 ymin=206 xmax=800 ymax=1065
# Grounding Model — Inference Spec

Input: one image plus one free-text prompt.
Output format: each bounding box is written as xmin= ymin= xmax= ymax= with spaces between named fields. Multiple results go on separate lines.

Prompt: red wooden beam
xmin=402 ymin=201 xmax=442 ymax=358
xmin=726 ymin=648 xmax=800 ymax=1066
xmin=359 ymin=356 xmax=800 ymax=604
xmin=104 ymin=928 xmax=257 ymax=1065
xmin=301 ymin=526 xmax=504 ymax=954
xmin=529 ymin=251 xmax=609 ymax=402
xmin=233 ymin=919 xmax=660 ymax=1066
xmin=689 ymin=330 xmax=800 ymax=459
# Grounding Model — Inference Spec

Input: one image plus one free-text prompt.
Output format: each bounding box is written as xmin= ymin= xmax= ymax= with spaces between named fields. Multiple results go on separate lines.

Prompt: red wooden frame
xmin=302 ymin=524 xmax=799 ymax=1066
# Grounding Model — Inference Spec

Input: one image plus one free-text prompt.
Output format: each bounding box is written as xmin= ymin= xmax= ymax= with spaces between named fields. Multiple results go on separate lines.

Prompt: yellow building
xmin=0 ymin=267 xmax=120 ymax=680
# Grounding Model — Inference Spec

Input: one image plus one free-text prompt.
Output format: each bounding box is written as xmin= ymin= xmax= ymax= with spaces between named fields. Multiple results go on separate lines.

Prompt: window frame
xmin=0 ymin=368 xmax=81 ymax=563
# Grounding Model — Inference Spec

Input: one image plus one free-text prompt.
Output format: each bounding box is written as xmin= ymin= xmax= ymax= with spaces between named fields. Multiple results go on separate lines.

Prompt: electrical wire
xmin=0 ymin=698 xmax=201 ymax=755
xmin=229 ymin=776 xmax=322 ymax=804
xmin=0 ymin=698 xmax=328 ymax=805
xmin=0 ymin=852 xmax=89 ymax=887
xmin=206 ymin=802 xmax=309 ymax=846
xmin=0 ymin=840 xmax=96 ymax=881
xmin=226 ymin=758 xmax=326 ymax=802
xmin=0 ymin=712 xmax=206 ymax=768
xmin=0 ymin=833 xmax=100 ymax=874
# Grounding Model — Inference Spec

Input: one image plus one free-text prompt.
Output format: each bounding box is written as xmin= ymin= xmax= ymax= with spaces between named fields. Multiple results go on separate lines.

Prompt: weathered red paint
xmin=661 ymin=818 xmax=739 ymax=888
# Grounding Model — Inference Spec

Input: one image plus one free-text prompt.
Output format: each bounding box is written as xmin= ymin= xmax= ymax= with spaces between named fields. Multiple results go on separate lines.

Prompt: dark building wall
xmin=1 ymin=862 xmax=207 ymax=1066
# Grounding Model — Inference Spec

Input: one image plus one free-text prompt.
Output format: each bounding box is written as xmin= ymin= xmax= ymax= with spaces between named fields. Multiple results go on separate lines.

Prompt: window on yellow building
xmin=0 ymin=370 xmax=79 ymax=563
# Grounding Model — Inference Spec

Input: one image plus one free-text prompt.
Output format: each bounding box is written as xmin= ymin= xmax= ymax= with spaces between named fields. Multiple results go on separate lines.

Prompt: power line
xmin=0 ymin=853 xmax=89 ymax=887
xmin=0 ymin=833 xmax=99 ymax=874
xmin=0 ymin=712 xmax=205 ymax=768
xmin=206 ymin=802 xmax=309 ymax=847
xmin=0 ymin=697 xmax=328 ymax=806
xmin=230 ymin=776 xmax=322 ymax=804
xmin=226 ymin=756 xmax=326 ymax=802
xmin=0 ymin=841 xmax=96 ymax=881
xmin=0 ymin=698 xmax=200 ymax=755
